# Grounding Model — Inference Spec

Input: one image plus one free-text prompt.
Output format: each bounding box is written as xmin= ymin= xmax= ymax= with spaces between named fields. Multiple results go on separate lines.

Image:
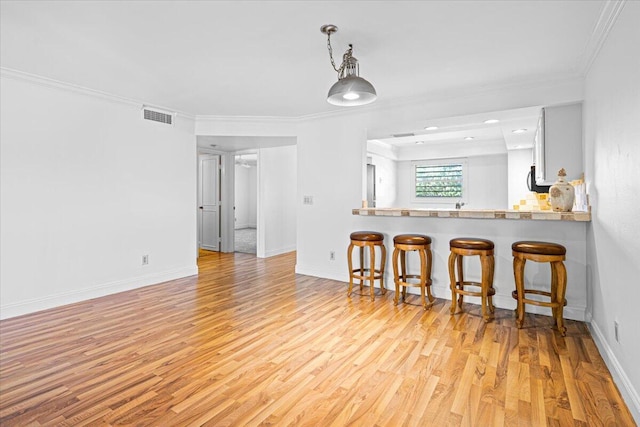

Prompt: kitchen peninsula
xmin=353 ymin=207 xmax=591 ymax=221
xmin=351 ymin=206 xmax=591 ymax=322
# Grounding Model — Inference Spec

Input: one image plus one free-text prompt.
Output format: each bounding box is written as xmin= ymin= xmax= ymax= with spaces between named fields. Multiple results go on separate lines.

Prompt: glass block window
xmin=411 ymin=159 xmax=468 ymax=202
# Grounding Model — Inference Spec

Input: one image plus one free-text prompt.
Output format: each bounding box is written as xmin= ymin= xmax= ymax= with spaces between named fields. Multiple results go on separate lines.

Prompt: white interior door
xmin=199 ymin=154 xmax=220 ymax=251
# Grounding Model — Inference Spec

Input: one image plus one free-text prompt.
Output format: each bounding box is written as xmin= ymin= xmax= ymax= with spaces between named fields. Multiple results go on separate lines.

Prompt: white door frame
xmin=219 ymin=152 xmax=235 ymax=253
xmin=197 ymin=153 xmax=221 ymax=251
xmin=196 ymin=149 xmax=235 ymax=254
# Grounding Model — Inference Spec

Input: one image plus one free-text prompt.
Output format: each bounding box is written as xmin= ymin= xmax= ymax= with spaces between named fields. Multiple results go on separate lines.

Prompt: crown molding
xmin=196 ymin=74 xmax=584 ymax=125
xmin=195 ymin=114 xmax=301 ymax=124
xmin=307 ymin=74 xmax=585 ymax=121
xmin=0 ymin=67 xmax=195 ymax=119
xmin=578 ymin=0 xmax=626 ymax=76
xmin=2 ymin=66 xmax=584 ymax=126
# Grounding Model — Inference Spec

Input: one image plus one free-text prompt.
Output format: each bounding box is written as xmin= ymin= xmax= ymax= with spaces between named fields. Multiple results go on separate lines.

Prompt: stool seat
xmin=450 ymin=238 xmax=494 ymax=251
xmin=512 ymin=241 xmax=566 ymax=256
xmin=350 ymin=231 xmax=384 ymax=242
xmin=393 ymin=234 xmax=431 ymax=246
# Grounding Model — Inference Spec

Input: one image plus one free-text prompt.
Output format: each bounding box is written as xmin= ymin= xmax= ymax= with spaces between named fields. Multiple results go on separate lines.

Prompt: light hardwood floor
xmin=0 ymin=250 xmax=635 ymax=426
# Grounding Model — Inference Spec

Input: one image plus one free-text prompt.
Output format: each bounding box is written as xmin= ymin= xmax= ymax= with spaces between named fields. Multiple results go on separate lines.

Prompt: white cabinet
xmin=534 ymin=103 xmax=583 ymax=185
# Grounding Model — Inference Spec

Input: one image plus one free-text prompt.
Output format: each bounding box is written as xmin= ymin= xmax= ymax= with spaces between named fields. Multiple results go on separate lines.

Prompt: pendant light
xmin=320 ymin=24 xmax=377 ymax=107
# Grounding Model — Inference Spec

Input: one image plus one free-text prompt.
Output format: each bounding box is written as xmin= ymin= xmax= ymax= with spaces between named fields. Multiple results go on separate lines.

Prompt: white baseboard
xmin=293 ymin=267 xmax=588 ymax=321
xmin=589 ymin=321 xmax=640 ymax=424
xmin=428 ymin=283 xmax=587 ymax=321
xmin=235 ymin=224 xmax=256 ymax=230
xmin=262 ymin=245 xmax=296 ymax=259
xmin=295 ymin=264 xmax=346 ymax=283
xmin=0 ymin=265 xmax=198 ymax=320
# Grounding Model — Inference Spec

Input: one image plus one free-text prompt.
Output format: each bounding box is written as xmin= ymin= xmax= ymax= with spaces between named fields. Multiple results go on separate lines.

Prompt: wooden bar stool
xmin=512 ymin=241 xmax=568 ymax=336
xmin=347 ymin=231 xmax=386 ymax=301
xmin=392 ymin=234 xmax=434 ymax=310
xmin=448 ymin=238 xmax=496 ymax=322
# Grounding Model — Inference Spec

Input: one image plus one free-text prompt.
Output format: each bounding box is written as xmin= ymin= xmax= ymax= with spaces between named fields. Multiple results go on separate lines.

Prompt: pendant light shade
xmin=321 ymin=24 xmax=377 ymax=107
xmin=327 ymin=75 xmax=377 ymax=106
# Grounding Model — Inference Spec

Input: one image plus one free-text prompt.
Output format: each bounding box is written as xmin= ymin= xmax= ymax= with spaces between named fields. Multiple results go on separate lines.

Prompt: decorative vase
xmin=549 ymin=168 xmax=575 ymax=212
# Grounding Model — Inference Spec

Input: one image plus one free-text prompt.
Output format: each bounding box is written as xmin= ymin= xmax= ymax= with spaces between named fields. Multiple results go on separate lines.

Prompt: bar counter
xmin=349 ymin=206 xmax=590 ymax=322
xmin=352 ymin=207 xmax=591 ymax=221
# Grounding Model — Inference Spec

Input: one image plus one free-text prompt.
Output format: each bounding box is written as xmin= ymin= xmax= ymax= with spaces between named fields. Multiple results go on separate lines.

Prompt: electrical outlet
xmin=329 ymin=251 xmax=335 ymax=261
xmin=142 ymin=255 xmax=149 ymax=265
xmin=303 ymin=195 xmax=314 ymax=205
xmin=614 ymin=321 xmax=620 ymax=342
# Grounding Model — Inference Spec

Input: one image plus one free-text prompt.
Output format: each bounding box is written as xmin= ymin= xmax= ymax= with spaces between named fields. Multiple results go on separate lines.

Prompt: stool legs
xmin=483 ymin=254 xmax=496 ymax=315
xmin=448 ymin=251 xmax=458 ymax=314
xmin=513 ymin=255 xmax=568 ymax=336
xmin=347 ymin=241 xmax=386 ymax=300
xmin=393 ymin=247 xmax=433 ymax=310
xmin=456 ymin=254 xmax=464 ymax=310
xmin=393 ymin=249 xmax=401 ymax=306
xmin=358 ymin=247 xmax=364 ymax=291
xmin=513 ymin=256 xmax=526 ymax=329
xmin=380 ymin=245 xmax=387 ymax=295
xmin=551 ymin=260 xmax=567 ymax=335
xmin=347 ymin=242 xmax=355 ymax=297
xmin=419 ymin=249 xmax=434 ymax=309
xmin=449 ymin=250 xmax=495 ymax=323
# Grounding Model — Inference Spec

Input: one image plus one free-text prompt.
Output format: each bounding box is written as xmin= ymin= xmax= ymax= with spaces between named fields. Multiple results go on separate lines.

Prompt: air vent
xmin=143 ymin=108 xmax=173 ymax=125
xmin=392 ymin=132 xmax=415 ymax=138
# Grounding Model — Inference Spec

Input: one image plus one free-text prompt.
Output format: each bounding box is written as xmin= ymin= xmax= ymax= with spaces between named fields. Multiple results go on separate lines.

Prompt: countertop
xmin=352 ymin=207 xmax=591 ymax=222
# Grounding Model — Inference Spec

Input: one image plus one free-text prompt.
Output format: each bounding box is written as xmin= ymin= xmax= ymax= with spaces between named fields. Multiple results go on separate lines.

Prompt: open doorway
xmin=195 ymin=135 xmax=297 ymax=257
xmin=234 ymin=153 xmax=257 ymax=254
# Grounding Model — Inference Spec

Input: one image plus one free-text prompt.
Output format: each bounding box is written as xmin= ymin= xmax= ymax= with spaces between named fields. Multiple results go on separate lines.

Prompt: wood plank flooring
xmin=0 ymin=250 xmax=635 ymax=426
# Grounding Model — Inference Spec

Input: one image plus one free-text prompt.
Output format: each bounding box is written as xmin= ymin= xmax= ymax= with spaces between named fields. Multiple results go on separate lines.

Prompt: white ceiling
xmin=370 ymin=105 xmax=542 ymax=153
xmin=1 ymin=1 xmax=608 ymax=151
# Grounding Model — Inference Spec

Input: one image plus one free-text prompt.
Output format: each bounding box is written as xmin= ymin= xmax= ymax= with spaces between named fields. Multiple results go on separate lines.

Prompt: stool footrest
xmin=512 ymin=291 xmax=568 ymax=312
xmin=352 ymin=268 xmax=383 ymax=275
xmin=352 ymin=275 xmax=383 ymax=281
xmin=455 ymin=281 xmax=496 ymax=297
xmin=396 ymin=278 xmax=433 ymax=287
xmin=512 ymin=289 xmax=568 ymax=307
xmin=397 ymin=274 xmax=432 ymax=284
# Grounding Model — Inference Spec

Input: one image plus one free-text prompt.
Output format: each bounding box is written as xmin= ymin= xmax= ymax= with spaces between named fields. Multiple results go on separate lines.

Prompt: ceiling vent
xmin=142 ymin=107 xmax=173 ymax=125
xmin=392 ymin=132 xmax=415 ymax=138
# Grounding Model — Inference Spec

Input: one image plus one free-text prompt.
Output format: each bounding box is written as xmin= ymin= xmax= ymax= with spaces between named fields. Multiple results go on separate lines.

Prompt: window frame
xmin=410 ymin=158 xmax=469 ymax=204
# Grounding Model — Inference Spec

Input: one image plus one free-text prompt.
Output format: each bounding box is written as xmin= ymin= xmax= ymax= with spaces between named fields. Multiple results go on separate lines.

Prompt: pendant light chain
xmin=326 ymin=32 xmax=352 ymax=78
xmin=326 ymin=32 xmax=340 ymax=73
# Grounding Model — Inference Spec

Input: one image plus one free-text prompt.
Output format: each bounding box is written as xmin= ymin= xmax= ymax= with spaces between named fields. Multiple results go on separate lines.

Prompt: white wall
xmin=295 ymin=78 xmax=584 ymax=283
xmin=234 ymin=163 xmax=257 ymax=229
xmin=583 ymin=2 xmax=640 ymax=420
xmin=507 ymin=148 xmax=534 ymax=207
xmin=395 ymin=154 xmax=508 ymax=209
xmin=0 ymin=73 xmax=198 ymax=319
xmin=257 ymin=145 xmax=297 ymax=258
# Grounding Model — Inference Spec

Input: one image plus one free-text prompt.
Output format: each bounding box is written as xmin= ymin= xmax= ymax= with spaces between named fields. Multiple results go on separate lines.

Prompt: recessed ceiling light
xmin=424 ymin=126 xmax=438 ymax=130
xmin=512 ymin=129 xmax=527 ymax=134
xmin=415 ymin=141 xmax=424 ymax=145
xmin=484 ymin=119 xmax=500 ymax=124
xmin=464 ymin=137 xmax=474 ymax=141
